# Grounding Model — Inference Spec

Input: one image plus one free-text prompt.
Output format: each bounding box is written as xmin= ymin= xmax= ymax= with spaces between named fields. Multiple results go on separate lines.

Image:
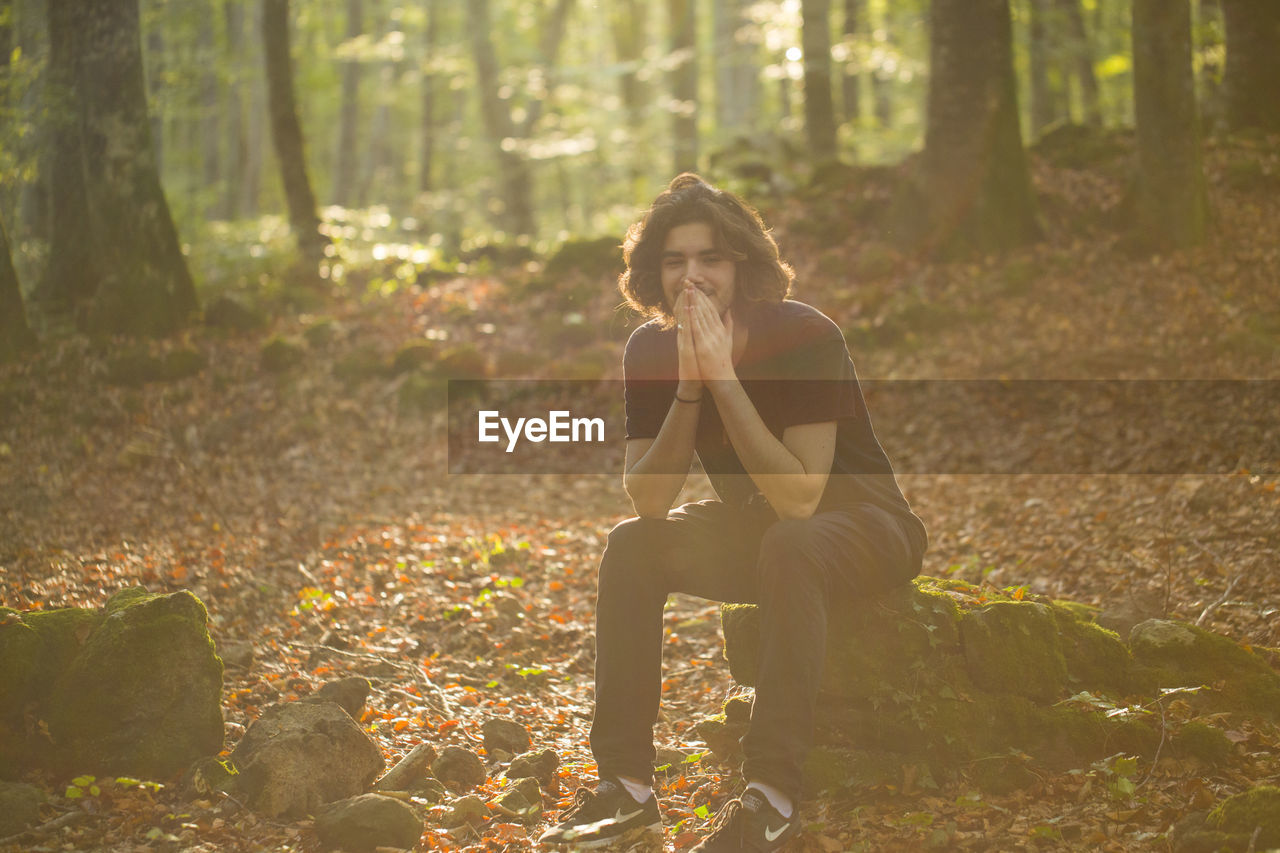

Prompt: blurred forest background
xmin=2 ymin=0 xmax=1274 ymax=344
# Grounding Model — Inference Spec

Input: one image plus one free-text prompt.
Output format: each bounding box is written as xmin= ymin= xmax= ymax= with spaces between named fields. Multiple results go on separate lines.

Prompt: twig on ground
xmin=0 ymin=809 xmax=87 ymax=846
xmin=1194 ymin=540 xmax=1247 ymax=627
xmin=284 ymin=641 xmax=452 ymax=714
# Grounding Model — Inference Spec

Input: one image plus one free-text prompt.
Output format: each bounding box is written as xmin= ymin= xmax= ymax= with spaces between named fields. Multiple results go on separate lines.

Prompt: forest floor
xmin=2 ymin=136 xmax=1279 ymax=851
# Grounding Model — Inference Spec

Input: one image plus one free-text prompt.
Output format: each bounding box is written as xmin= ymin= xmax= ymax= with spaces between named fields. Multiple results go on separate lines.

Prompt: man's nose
xmin=685 ymin=260 xmax=705 ymax=281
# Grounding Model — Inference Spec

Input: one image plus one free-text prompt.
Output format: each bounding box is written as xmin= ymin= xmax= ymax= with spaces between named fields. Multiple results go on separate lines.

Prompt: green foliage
xmin=260 ymin=336 xmax=307 ymax=373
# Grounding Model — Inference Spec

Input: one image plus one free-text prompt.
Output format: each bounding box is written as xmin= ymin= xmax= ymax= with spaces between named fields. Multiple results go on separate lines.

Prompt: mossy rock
xmin=45 ymin=589 xmax=224 ymax=777
xmin=302 ymin=317 xmax=340 ymax=348
xmin=2 ymin=589 xmax=222 ymax=780
xmin=437 ymin=344 xmax=488 ymax=380
xmin=396 ymin=370 xmax=446 ymax=413
xmin=1129 ymin=619 xmax=1280 ymax=717
xmin=334 ymin=345 xmax=391 ymax=384
xmin=391 ymin=340 xmax=439 ymax=375
xmin=204 ymin=295 xmax=265 ymax=332
xmin=718 ymin=578 xmax=1165 ymax=791
xmin=544 ymin=236 xmax=623 ymax=281
xmin=1206 ymin=786 xmax=1280 ymax=849
xmin=260 ymin=336 xmax=307 ymax=373
xmin=1172 ymin=721 xmax=1235 ymax=766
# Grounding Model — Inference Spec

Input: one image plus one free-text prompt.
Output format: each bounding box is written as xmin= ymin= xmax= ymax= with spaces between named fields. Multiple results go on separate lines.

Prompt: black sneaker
xmin=537 ymin=779 xmax=662 ymax=848
xmin=690 ymin=789 xmax=800 ymax=852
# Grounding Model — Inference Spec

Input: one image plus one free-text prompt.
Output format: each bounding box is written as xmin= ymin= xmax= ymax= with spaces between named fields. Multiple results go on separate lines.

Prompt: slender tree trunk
xmin=841 ymin=0 xmax=862 ymax=126
xmin=871 ymin=11 xmax=892 ymax=128
xmin=14 ymin=0 xmax=50 ymax=244
xmin=333 ymin=0 xmax=362 ymax=205
xmin=801 ymin=0 xmax=838 ymax=159
xmin=1057 ymin=0 xmax=1100 ymax=125
xmin=262 ymin=0 xmax=326 ymax=258
xmin=1028 ymin=0 xmax=1054 ymax=136
xmin=223 ymin=0 xmax=246 ymax=219
xmin=244 ymin=0 xmax=264 ymax=216
xmin=668 ymin=0 xmax=698 ymax=174
xmin=420 ymin=0 xmax=439 ymax=195
xmin=0 ymin=216 xmax=36 ymax=361
xmin=38 ymin=0 xmax=99 ymax=313
xmin=611 ymin=0 xmax=649 ymax=195
xmin=1132 ymin=0 xmax=1208 ymax=249
xmin=713 ymin=0 xmax=756 ymax=134
xmin=923 ymin=0 xmax=1039 ymax=256
xmin=70 ymin=0 xmax=198 ymax=335
xmin=466 ymin=0 xmax=535 ymax=237
xmin=198 ymin=4 xmax=220 ymax=209
xmin=146 ymin=25 xmax=163 ymax=175
xmin=1221 ymin=0 xmax=1280 ymax=133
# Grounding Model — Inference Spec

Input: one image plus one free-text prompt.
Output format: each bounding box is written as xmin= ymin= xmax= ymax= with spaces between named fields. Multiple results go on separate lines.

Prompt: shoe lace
xmin=560 ymin=786 xmax=599 ymax=821
xmin=703 ymin=798 xmax=744 ymax=843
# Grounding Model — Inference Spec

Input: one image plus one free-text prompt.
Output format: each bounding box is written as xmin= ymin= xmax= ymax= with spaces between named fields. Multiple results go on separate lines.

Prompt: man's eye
xmin=664 ymin=259 xmax=683 ymax=268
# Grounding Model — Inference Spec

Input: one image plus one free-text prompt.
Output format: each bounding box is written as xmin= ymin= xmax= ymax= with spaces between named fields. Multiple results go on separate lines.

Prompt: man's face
xmin=660 ymin=221 xmax=737 ymax=319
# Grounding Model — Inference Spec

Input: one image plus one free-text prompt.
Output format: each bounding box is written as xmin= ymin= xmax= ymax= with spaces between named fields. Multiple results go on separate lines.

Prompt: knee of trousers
xmin=599 ymin=516 xmax=670 ymax=587
xmin=756 ymin=518 xmax=829 ymax=591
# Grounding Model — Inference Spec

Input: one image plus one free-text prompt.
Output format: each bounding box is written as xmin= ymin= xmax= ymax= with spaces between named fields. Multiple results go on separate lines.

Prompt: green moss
xmin=334 ymin=345 xmax=390 ymax=383
xmin=1050 ymin=603 xmax=1141 ymax=697
xmin=804 ymin=747 xmax=902 ymax=794
xmin=302 ymin=317 xmax=338 ymax=348
xmin=1207 ymin=786 xmax=1280 ymax=849
xmin=1130 ymin=619 xmax=1280 ymax=716
xmin=46 ymin=590 xmax=223 ymax=777
xmin=970 ymin=754 xmax=1038 ymax=795
xmin=437 ymin=344 xmax=488 ymax=380
xmin=391 ymin=340 xmax=438 ymax=375
xmin=543 ymin=236 xmax=623 ymax=281
xmin=960 ymin=601 xmax=1068 ymax=703
xmin=1173 ymin=721 xmax=1234 ymax=766
xmin=260 ymin=336 xmax=306 ymax=373
xmin=161 ymin=348 xmax=206 ymax=381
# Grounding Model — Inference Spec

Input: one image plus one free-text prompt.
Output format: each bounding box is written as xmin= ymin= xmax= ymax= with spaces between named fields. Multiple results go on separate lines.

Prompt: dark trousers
xmin=589 ymin=499 xmax=923 ymax=800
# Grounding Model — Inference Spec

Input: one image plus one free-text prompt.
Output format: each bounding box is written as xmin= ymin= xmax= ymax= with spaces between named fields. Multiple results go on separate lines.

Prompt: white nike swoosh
xmin=764 ymin=822 xmax=791 ymax=842
xmin=614 ymin=807 xmax=644 ymax=822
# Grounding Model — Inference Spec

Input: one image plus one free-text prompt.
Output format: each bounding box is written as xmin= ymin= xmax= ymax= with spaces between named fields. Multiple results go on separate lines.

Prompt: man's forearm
xmin=623 ymin=397 xmax=701 ymax=517
xmin=707 ymin=379 xmax=827 ymax=518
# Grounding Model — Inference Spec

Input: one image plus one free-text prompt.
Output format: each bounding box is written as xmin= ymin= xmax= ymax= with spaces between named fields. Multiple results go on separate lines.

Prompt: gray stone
xmin=481 ymin=718 xmax=531 ymax=755
xmin=315 ymin=793 xmax=422 ymax=852
xmin=491 ymin=776 xmax=541 ymax=822
xmin=374 ymin=743 xmax=438 ymax=793
xmin=505 ymin=747 xmax=559 ymax=795
xmin=308 ymin=677 xmax=372 ymax=720
xmin=229 ymin=701 xmax=384 ymax=819
xmin=1 ymin=588 xmax=224 ymax=778
xmin=443 ymin=794 xmax=488 ymax=829
xmin=431 ymin=746 xmax=486 ymax=793
xmin=0 ymin=781 xmax=47 ymax=836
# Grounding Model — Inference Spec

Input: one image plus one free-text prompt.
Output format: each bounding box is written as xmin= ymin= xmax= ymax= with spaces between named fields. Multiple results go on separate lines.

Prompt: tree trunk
xmin=466 ymin=0 xmax=536 ymax=237
xmin=801 ymin=0 xmax=838 ymax=159
xmin=1057 ymin=0 xmax=1100 ymax=125
xmin=14 ymin=0 xmax=50 ymax=245
xmin=243 ymin=0 xmax=265 ymax=216
xmin=841 ymin=0 xmax=862 ymax=126
xmin=420 ymin=0 xmax=439 ymax=195
xmin=1221 ymin=0 xmax=1280 ymax=133
xmin=668 ymin=0 xmax=698 ymax=174
xmin=222 ymin=0 xmax=247 ymax=219
xmin=714 ymin=0 xmax=757 ymax=134
xmin=1132 ymin=0 xmax=1208 ymax=249
xmin=198 ymin=4 xmax=220 ymax=208
xmin=68 ymin=0 xmax=198 ymax=336
xmin=37 ymin=0 xmax=100 ymax=314
xmin=333 ymin=0 xmax=362 ymax=206
xmin=262 ymin=0 xmax=326 ymax=258
xmin=922 ymin=0 xmax=1039 ymax=256
xmin=1028 ymin=0 xmax=1055 ymax=136
xmin=0 ymin=216 xmax=36 ymax=362
xmin=611 ymin=0 xmax=650 ymax=196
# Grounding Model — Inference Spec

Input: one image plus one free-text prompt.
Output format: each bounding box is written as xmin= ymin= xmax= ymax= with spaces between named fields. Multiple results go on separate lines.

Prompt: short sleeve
xmin=776 ymin=323 xmax=861 ymax=428
xmin=623 ymin=326 xmax=676 ymax=440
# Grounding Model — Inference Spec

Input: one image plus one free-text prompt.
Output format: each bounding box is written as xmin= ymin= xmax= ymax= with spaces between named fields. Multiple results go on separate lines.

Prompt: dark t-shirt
xmin=623 ymin=299 xmax=926 ymax=550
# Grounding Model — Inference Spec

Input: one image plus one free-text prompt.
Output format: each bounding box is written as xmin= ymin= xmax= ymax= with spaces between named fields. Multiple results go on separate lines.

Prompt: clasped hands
xmin=674 ymin=282 xmax=735 ymax=395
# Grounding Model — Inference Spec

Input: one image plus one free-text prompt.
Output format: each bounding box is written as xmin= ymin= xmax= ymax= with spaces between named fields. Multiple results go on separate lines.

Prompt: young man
xmin=540 ymin=174 xmax=927 ymax=851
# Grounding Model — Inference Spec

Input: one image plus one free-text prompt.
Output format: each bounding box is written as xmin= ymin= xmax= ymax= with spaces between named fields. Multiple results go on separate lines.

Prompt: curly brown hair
xmin=618 ymin=173 xmax=794 ymax=327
